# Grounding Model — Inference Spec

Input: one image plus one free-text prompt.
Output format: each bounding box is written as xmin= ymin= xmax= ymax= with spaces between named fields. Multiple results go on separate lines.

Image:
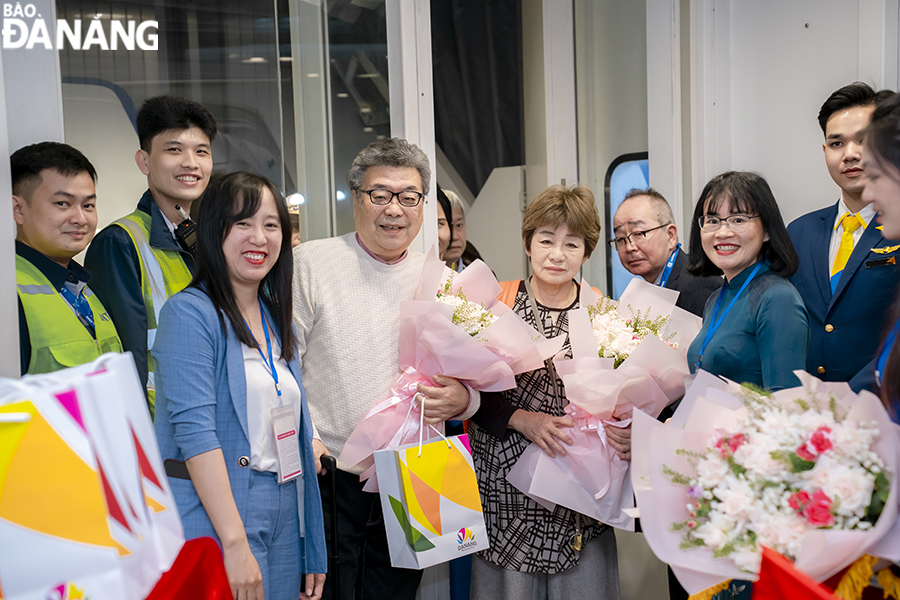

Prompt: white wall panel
xmin=647 ymin=0 xmax=684 ymax=217
xmin=1 ymin=0 xmax=64 ymax=151
xmin=467 ymin=166 xmax=527 ymax=282
xmin=728 ymin=1 xmax=859 ymax=224
xmin=575 ymin=0 xmax=649 ymax=294
xmin=387 ymin=0 xmax=437 ymax=255
xmin=0 ymin=46 xmax=16 ymax=378
xmin=681 ymin=0 xmax=900 ymax=226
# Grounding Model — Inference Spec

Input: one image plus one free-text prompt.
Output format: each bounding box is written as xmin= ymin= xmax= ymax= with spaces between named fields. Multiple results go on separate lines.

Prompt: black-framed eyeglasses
xmin=698 ymin=214 xmax=759 ymax=233
xmin=608 ymin=223 xmax=669 ymax=249
xmin=359 ymin=188 xmax=424 ymax=207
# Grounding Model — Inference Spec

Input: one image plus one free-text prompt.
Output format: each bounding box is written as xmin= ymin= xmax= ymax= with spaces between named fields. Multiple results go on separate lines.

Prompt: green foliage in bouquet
xmin=435 ymin=273 xmax=497 ymax=337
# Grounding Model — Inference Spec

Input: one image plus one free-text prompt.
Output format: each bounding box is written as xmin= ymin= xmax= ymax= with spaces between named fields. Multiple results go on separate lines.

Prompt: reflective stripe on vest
xmin=16 ymin=255 xmax=123 ymax=374
xmin=113 ymin=210 xmax=192 ymax=407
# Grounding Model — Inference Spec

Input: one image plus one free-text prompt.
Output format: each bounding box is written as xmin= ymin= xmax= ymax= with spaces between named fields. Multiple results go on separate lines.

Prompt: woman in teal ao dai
xmin=684 ymin=171 xmax=809 ymax=600
xmin=686 ymin=171 xmax=809 ymax=392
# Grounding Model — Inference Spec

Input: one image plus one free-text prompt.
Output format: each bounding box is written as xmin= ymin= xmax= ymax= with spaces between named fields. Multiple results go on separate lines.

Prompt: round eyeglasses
xmin=360 ymin=188 xmax=424 ymax=208
xmin=698 ymin=214 xmax=760 ymax=233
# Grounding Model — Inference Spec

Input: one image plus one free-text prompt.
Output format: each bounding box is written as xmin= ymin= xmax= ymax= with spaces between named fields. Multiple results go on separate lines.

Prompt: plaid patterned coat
xmin=470 ymin=281 xmax=610 ymax=573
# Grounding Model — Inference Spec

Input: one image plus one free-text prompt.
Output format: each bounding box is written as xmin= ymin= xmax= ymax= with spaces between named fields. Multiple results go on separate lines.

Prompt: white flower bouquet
xmin=434 ymin=272 xmax=498 ymax=337
xmin=506 ymin=278 xmax=702 ymax=530
xmin=587 ymin=295 xmax=679 ymax=367
xmin=631 ymin=370 xmax=900 ymax=594
xmin=340 ymin=250 xmax=564 ymax=490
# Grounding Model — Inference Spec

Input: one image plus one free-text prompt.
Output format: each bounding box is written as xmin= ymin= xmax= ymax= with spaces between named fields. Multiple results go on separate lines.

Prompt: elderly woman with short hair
xmin=469 ymin=184 xmax=621 ymax=600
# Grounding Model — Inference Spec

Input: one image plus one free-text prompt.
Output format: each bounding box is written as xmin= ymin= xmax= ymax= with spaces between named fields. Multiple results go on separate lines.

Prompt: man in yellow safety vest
xmin=13 ymin=142 xmax=123 ymax=375
xmin=85 ymin=95 xmax=217 ymax=416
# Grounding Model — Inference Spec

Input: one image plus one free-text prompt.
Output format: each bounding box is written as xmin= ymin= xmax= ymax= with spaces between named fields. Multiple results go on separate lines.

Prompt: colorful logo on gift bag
xmin=457 ymin=527 xmax=473 ymax=544
xmin=388 ymin=435 xmax=484 ymax=554
xmin=45 ymin=581 xmax=87 ymax=600
xmin=456 ymin=527 xmax=477 ymax=551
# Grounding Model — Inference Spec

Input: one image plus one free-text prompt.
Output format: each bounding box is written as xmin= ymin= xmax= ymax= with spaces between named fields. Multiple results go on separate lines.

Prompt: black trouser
xmin=667 ymin=565 xmax=689 ymax=600
xmin=319 ymin=467 xmax=423 ymax=600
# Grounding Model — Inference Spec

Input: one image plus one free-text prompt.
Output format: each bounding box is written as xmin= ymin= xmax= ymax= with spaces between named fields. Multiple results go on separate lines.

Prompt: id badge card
xmin=271 ymin=404 xmax=302 ymax=484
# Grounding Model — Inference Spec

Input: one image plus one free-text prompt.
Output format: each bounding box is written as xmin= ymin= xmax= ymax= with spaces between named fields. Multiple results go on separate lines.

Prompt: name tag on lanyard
xmin=271 ymin=404 xmax=302 ymax=484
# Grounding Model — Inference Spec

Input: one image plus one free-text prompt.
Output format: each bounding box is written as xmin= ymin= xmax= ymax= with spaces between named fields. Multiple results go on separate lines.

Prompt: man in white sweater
xmin=293 ymin=138 xmax=480 ymax=600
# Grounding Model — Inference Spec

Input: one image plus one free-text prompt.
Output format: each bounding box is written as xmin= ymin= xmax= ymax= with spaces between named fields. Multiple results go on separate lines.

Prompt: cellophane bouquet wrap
xmin=0 ymin=353 xmax=183 ymax=600
xmin=631 ymin=370 xmax=900 ymax=595
xmin=506 ymin=278 xmax=701 ymax=530
xmin=340 ymin=250 xmax=564 ymax=490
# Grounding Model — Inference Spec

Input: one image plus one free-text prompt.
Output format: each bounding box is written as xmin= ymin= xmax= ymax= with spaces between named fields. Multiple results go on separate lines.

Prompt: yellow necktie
xmin=830 ymin=212 xmax=864 ymax=292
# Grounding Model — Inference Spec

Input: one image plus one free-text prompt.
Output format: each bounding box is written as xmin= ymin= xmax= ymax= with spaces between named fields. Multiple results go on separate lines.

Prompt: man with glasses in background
xmin=788 ymin=82 xmax=900 ymax=392
xmin=292 ymin=137 xmax=480 ymax=600
xmin=612 ymin=188 xmax=720 ymax=317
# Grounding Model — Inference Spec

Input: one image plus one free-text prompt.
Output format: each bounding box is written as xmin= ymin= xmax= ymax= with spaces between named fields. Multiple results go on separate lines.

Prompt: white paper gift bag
xmin=0 ymin=353 xmax=183 ymax=600
xmin=374 ymin=433 xmax=489 ymax=569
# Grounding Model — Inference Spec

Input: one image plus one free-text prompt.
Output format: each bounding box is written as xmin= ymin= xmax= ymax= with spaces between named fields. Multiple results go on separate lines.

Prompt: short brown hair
xmin=522 ymin=184 xmax=602 ymax=258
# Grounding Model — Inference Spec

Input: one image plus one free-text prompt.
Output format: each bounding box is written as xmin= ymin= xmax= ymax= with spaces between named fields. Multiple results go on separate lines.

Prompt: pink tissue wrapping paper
xmin=630 ymin=371 xmax=900 ymax=595
xmin=506 ymin=278 xmax=701 ymax=531
xmin=340 ymin=249 xmax=564 ymax=490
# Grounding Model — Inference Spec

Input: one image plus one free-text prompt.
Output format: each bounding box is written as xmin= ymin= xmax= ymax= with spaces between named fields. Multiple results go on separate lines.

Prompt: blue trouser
xmin=245 ymin=469 xmax=302 ymax=600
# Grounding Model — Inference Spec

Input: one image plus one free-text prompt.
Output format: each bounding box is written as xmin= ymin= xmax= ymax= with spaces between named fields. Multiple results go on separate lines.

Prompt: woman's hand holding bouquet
xmin=507 ymin=278 xmax=702 ymax=530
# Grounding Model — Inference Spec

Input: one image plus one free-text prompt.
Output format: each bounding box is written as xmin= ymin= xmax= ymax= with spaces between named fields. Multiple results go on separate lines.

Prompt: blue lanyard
xmin=658 ymin=244 xmax=680 ymax=288
xmin=696 ymin=261 xmax=764 ymax=370
xmin=876 ymin=318 xmax=900 ymax=387
xmin=249 ymin=297 xmax=281 ymax=397
xmin=58 ymin=284 xmax=95 ymax=332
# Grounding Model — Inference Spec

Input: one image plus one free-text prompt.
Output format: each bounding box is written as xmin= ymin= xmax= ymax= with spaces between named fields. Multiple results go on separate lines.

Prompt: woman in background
xmin=469 ymin=184 xmax=621 ymax=600
xmin=154 ymin=172 xmax=326 ymax=600
xmin=686 ymin=171 xmax=809 ymax=391
xmin=438 ymin=186 xmax=454 ymax=259
xmin=862 ymin=93 xmax=900 ymax=422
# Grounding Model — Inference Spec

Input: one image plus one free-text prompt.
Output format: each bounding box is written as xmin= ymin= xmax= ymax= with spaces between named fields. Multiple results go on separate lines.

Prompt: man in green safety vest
xmin=13 ymin=142 xmax=123 ymax=375
xmin=86 ymin=96 xmax=217 ymax=416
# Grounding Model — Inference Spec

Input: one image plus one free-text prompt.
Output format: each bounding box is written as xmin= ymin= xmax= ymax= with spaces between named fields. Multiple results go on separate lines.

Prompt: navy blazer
xmin=665 ymin=249 xmax=722 ymax=318
xmin=787 ymin=202 xmax=900 ymax=392
xmin=153 ymin=286 xmax=327 ymax=575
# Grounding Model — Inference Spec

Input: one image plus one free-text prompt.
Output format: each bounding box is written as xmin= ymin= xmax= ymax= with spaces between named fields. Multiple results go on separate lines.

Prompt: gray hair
xmin=444 ymin=188 xmax=465 ymax=217
xmin=620 ymin=187 xmax=675 ymax=226
xmin=347 ymin=137 xmax=431 ymax=196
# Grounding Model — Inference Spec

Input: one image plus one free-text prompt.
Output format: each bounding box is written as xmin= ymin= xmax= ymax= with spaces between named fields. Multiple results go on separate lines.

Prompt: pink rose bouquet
xmin=632 ymin=370 xmax=900 ymax=594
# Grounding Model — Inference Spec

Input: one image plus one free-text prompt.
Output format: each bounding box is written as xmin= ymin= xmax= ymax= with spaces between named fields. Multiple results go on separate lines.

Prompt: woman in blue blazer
xmin=154 ymin=172 xmax=326 ymax=600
